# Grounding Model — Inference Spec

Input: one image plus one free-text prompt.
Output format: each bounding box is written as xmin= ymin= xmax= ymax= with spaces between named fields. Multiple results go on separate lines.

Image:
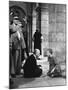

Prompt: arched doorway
xmin=9 ymin=5 xmax=28 ymax=52
xmin=9 ymin=5 xmax=29 ymax=58
xmin=9 ymin=5 xmax=26 ymax=21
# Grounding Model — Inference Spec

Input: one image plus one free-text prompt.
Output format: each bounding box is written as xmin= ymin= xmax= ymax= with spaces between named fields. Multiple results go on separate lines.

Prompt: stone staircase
xmin=37 ymin=57 xmax=49 ymax=76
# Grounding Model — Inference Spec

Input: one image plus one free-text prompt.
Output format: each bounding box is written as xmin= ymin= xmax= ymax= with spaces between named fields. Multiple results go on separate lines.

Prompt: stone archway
xmin=9 ymin=5 xmax=26 ymax=28
xmin=9 ymin=5 xmax=29 ymax=55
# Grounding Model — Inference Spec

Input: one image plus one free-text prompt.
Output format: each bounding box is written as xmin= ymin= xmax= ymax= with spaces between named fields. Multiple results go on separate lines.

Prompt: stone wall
xmin=41 ymin=4 xmax=49 ymax=56
xmin=41 ymin=3 xmax=66 ymax=63
xmin=49 ymin=4 xmax=66 ymax=63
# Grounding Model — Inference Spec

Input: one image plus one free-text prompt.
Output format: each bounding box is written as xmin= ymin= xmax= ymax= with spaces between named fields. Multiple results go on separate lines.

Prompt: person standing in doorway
xmin=33 ymin=29 xmax=42 ymax=54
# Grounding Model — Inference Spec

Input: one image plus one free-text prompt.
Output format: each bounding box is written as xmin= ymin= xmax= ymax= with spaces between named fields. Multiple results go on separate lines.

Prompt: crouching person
xmin=23 ymin=49 xmax=42 ymax=78
xmin=47 ymin=49 xmax=62 ymax=77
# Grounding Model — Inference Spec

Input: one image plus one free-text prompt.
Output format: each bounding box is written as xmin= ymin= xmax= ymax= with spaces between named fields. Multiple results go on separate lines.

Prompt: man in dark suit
xmin=23 ymin=49 xmax=42 ymax=78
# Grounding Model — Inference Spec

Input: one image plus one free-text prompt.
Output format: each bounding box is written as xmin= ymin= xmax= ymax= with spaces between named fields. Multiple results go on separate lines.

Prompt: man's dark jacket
xmin=23 ymin=54 xmax=42 ymax=77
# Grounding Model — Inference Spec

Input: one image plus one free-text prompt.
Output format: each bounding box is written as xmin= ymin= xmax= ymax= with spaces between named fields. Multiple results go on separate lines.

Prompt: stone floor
xmin=10 ymin=58 xmax=66 ymax=89
xmin=10 ymin=76 xmax=66 ymax=89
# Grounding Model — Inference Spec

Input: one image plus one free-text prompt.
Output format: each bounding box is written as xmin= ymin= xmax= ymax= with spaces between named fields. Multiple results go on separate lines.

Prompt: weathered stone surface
xmin=42 ymin=34 xmax=48 ymax=42
xmin=42 ymin=42 xmax=49 ymax=49
xmin=56 ymin=12 xmax=66 ymax=23
xmin=49 ymin=23 xmax=56 ymax=33
xmin=49 ymin=32 xmax=66 ymax=42
xmin=48 ymin=4 xmax=66 ymax=63
xmin=56 ymin=4 xmax=66 ymax=13
xmin=49 ymin=13 xmax=56 ymax=23
xmin=38 ymin=4 xmax=66 ymax=63
xmin=41 ymin=14 xmax=49 ymax=21
xmin=37 ymin=59 xmax=49 ymax=75
xmin=32 ymin=19 xmax=36 ymax=25
xmin=49 ymin=4 xmax=56 ymax=13
xmin=41 ymin=3 xmax=49 ymax=8
xmin=41 ymin=21 xmax=49 ymax=27
xmin=56 ymin=23 xmax=66 ymax=33
xmin=48 ymin=33 xmax=57 ymax=42
xmin=32 ymin=16 xmax=36 ymax=35
xmin=41 ymin=8 xmax=49 ymax=14
xmin=56 ymin=33 xmax=66 ymax=42
xmin=32 ymin=24 xmax=36 ymax=34
xmin=41 ymin=27 xmax=49 ymax=35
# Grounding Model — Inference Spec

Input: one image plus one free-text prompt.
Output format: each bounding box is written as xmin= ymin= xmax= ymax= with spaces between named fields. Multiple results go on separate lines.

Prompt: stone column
xmin=36 ymin=3 xmax=41 ymax=32
xmin=41 ymin=4 xmax=49 ymax=57
xmin=27 ymin=3 xmax=33 ymax=52
xmin=35 ymin=3 xmax=42 ymax=54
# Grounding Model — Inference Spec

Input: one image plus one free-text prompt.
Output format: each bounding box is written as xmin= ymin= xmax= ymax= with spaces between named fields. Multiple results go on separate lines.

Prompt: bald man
xmin=23 ymin=49 xmax=42 ymax=78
